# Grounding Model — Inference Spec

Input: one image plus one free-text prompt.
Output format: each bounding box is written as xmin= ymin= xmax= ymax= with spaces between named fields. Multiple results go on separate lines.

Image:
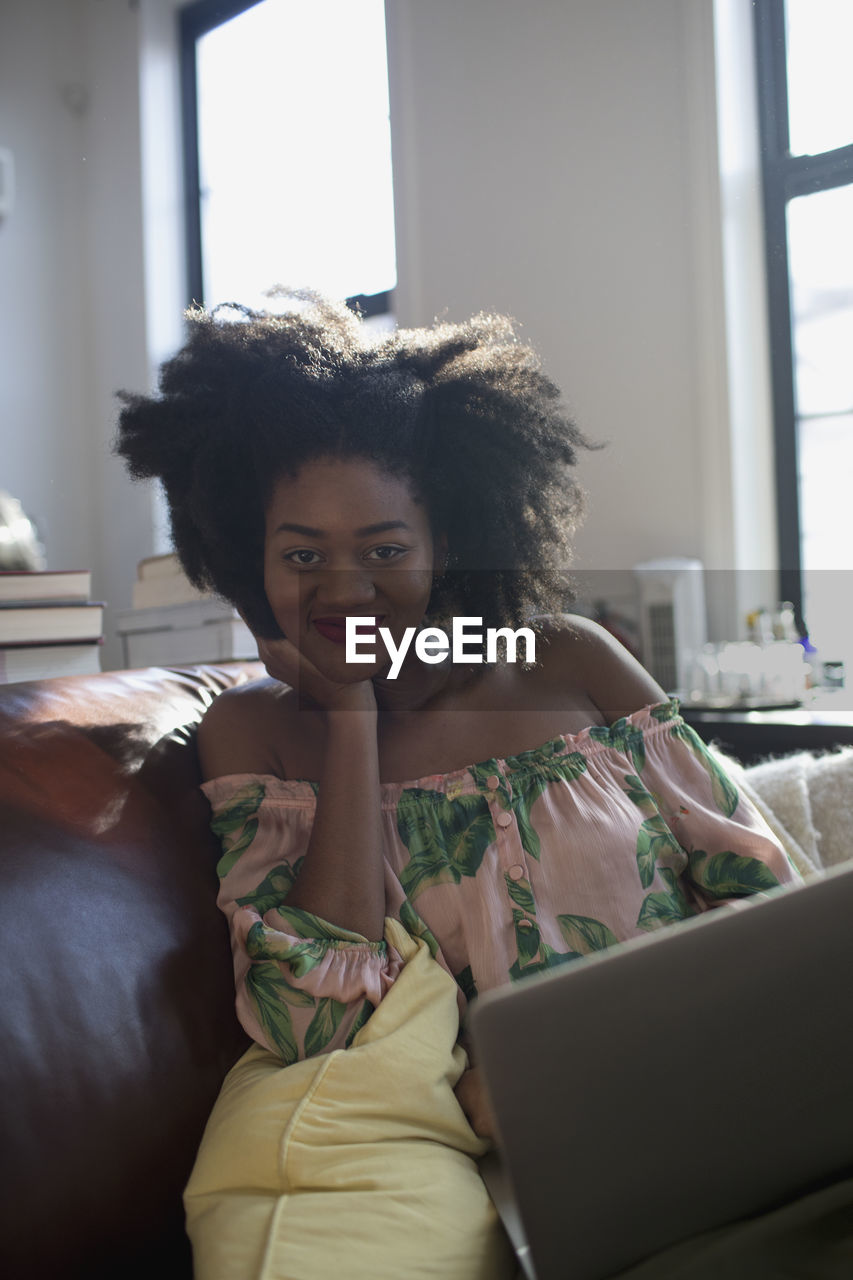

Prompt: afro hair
xmin=115 ymin=292 xmax=592 ymax=638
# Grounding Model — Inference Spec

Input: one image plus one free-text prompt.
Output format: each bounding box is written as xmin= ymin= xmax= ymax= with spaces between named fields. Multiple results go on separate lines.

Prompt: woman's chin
xmin=309 ymin=646 xmax=388 ymax=685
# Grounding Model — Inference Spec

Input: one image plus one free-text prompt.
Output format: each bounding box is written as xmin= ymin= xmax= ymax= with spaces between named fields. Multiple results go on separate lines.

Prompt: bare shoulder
xmin=533 ymin=614 xmax=668 ymax=722
xmin=197 ymin=677 xmax=293 ymax=782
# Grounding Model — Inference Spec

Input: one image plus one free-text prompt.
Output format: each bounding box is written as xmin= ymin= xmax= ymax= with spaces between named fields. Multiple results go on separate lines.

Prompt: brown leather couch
xmin=0 ymin=661 xmax=264 ymax=1280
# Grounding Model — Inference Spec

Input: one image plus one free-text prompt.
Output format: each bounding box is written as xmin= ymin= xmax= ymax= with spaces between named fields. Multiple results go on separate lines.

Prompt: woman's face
xmin=263 ymin=457 xmax=442 ymax=680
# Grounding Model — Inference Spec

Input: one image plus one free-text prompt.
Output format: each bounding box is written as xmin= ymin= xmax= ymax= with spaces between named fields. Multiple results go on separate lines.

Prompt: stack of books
xmin=0 ymin=569 xmax=104 ymax=683
xmin=115 ymin=553 xmax=258 ymax=667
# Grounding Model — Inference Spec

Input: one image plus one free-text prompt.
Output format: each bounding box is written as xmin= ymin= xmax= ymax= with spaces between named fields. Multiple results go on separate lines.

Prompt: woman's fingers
xmin=255 ymin=634 xmax=377 ymax=712
xmin=255 ymin=634 xmax=303 ymax=686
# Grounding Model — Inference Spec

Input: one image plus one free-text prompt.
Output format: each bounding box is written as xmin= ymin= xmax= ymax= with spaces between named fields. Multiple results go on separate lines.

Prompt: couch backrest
xmin=0 ymin=662 xmax=263 ymax=1279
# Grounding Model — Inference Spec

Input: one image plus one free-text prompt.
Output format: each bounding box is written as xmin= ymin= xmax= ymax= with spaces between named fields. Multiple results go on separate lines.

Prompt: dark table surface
xmin=681 ymin=692 xmax=853 ymax=764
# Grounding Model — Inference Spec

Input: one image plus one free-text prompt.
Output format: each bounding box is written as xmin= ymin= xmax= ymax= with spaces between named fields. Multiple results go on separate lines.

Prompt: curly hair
xmin=115 ymin=292 xmax=592 ymax=638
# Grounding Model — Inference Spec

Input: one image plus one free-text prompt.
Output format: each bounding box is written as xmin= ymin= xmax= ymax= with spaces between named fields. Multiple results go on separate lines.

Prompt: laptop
xmin=469 ymin=860 xmax=853 ymax=1280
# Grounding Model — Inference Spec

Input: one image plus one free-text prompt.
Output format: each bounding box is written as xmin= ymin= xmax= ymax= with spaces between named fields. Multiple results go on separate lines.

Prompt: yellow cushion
xmin=184 ymin=919 xmax=516 ymax=1279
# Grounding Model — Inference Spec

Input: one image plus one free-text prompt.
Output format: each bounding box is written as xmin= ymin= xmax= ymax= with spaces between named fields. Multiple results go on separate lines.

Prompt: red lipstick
xmin=312 ymin=616 xmax=381 ymax=645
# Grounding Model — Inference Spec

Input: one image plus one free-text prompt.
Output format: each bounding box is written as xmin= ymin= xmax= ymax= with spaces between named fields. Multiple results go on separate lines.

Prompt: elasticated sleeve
xmin=637 ymin=708 xmax=802 ymax=908
xmin=202 ymin=775 xmax=405 ymax=1064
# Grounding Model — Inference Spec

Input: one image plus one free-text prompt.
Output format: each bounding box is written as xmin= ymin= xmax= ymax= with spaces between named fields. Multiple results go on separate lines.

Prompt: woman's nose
xmin=313 ymin=567 xmax=377 ymax=608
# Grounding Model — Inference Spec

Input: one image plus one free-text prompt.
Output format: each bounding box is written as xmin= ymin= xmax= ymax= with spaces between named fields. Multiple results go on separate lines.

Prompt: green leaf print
xmin=557 ymin=913 xmax=619 ymax=955
xmin=672 ymin=723 xmax=739 ymax=818
xmin=215 ymin=818 xmax=259 ymax=879
xmin=345 ymin=999 xmax=375 ymax=1047
xmin=637 ymin=890 xmax=692 ymax=931
xmin=236 ymin=859 xmax=304 ymax=916
xmin=539 ymin=942 xmax=580 ymax=971
xmin=636 ymin=814 xmax=683 ymax=890
xmin=210 ymin=780 xmax=267 ymax=833
xmin=688 ymin=849 xmax=781 ymax=899
xmin=244 ymin=962 xmax=299 ymax=1063
xmin=245 ymin=920 xmax=329 ymax=977
xmin=399 ymin=898 xmax=440 ymax=957
xmin=504 ymin=872 xmax=536 ymax=914
xmin=470 ymin=762 xmax=511 ymax=806
xmin=623 ymin=774 xmax=657 ymax=815
xmin=280 ymin=939 xmax=331 ymax=978
xmin=454 ymin=965 xmax=479 ymax=1002
xmin=650 ymin=700 xmax=679 ymax=722
xmin=271 ymin=977 xmax=315 ymax=1007
xmin=508 ymin=755 xmax=586 ymax=862
xmin=590 ymin=720 xmax=647 ymax=772
xmin=210 ymin=781 xmax=267 ymax=878
xmin=510 ymin=775 xmax=545 ymax=861
xmin=513 ymin=911 xmax=541 ymax=966
xmin=472 ymin=752 xmax=586 ymax=864
xmin=659 ymin=865 xmax=692 ymax=910
xmin=588 ymin=725 xmax=612 ymax=746
xmin=510 ymin=739 xmax=565 ymax=768
xmin=277 ymin=904 xmax=371 ymax=944
xmin=397 ymin=790 xmax=495 ymax=900
xmin=509 ymin=941 xmax=580 ymax=982
xmin=637 ymin=864 xmax=694 ymax=931
xmin=304 ymin=997 xmax=349 ymax=1058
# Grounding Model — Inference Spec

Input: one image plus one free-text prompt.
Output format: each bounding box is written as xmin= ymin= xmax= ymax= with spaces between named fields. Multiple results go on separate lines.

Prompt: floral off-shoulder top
xmin=202 ymin=700 xmax=800 ymax=1065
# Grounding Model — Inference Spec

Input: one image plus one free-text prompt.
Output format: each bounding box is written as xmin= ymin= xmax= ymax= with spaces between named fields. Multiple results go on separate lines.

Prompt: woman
xmin=116 ymin=294 xmax=798 ymax=1274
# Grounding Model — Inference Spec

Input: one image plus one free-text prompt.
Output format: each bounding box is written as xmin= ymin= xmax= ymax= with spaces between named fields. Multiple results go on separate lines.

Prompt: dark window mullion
xmin=180 ymin=0 xmax=264 ymax=43
xmin=345 ymin=291 xmax=393 ymax=319
xmin=179 ymin=15 xmax=203 ymax=307
xmin=754 ymin=0 xmax=790 ymax=162
xmin=754 ymin=1 xmax=804 ymax=623
xmin=780 ymin=144 xmax=853 ymax=199
xmin=762 ymin=169 xmax=802 ymax=607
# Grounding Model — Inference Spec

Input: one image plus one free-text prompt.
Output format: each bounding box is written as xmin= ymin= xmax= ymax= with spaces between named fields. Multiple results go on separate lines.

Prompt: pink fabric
xmin=202 ymin=701 xmax=800 ymax=1061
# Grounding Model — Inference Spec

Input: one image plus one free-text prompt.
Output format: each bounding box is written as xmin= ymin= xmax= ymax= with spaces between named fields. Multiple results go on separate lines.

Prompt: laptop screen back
xmin=470 ymin=863 xmax=853 ymax=1279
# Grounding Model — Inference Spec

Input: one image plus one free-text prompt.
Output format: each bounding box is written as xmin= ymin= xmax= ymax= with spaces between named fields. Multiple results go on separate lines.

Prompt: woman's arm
xmin=284 ymin=699 xmax=385 ymax=940
xmin=250 ymin=635 xmax=387 ymax=940
xmin=198 ymin=642 xmax=397 ymax=1061
xmin=200 ymin=635 xmax=387 ymax=941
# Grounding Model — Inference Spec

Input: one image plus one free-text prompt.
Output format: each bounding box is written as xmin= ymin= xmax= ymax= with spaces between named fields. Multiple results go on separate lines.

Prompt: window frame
xmin=753 ymin=0 xmax=853 ymax=628
xmin=178 ymin=0 xmax=394 ymax=318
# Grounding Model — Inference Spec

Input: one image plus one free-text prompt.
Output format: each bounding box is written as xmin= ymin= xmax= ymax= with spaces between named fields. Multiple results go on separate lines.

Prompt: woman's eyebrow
xmin=273 ymin=520 xmax=412 ymax=538
xmin=354 ymin=520 xmax=412 ymax=537
xmin=274 ymin=522 xmax=325 ymax=537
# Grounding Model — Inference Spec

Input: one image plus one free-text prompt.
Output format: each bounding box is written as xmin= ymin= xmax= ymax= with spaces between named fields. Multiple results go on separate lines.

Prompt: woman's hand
xmin=455 ymin=1066 xmax=496 ymax=1140
xmin=256 ymin=634 xmax=377 ymax=713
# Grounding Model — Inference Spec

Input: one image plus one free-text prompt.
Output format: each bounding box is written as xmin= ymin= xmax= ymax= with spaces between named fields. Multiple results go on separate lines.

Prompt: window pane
xmin=799 ymin=414 xmax=853 ymax=570
xmin=799 ymin=416 xmax=853 ymax=671
xmin=787 ymin=185 xmax=853 ymax=419
xmin=788 ymin=184 xmax=853 ymax=664
xmin=196 ymin=0 xmax=396 ymax=310
xmin=786 ymin=0 xmax=853 ymax=156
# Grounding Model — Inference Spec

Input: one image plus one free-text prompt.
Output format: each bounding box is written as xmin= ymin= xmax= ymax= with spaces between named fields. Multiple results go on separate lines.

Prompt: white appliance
xmin=634 ymin=558 xmax=707 ymax=696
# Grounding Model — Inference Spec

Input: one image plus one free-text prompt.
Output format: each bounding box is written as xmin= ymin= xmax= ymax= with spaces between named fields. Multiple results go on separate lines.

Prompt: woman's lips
xmin=312 ymin=616 xmax=382 ymax=646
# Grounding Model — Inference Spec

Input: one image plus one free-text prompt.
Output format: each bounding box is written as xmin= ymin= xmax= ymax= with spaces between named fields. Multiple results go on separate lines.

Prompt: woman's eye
xmin=366 ymin=545 xmax=407 ymax=562
xmin=283 ymin=548 xmax=322 ymax=566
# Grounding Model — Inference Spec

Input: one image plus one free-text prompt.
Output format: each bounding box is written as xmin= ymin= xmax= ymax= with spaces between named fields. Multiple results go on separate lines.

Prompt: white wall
xmin=0 ymin=0 xmax=158 ymax=668
xmin=0 ymin=0 xmax=93 ymax=572
xmin=0 ymin=0 xmax=772 ymax=666
xmin=386 ymin=0 xmax=774 ymax=634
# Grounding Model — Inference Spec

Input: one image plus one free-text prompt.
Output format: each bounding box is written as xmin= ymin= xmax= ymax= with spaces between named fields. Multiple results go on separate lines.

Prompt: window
xmin=180 ymin=0 xmax=396 ymax=319
xmin=754 ymin=0 xmax=853 ymax=663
